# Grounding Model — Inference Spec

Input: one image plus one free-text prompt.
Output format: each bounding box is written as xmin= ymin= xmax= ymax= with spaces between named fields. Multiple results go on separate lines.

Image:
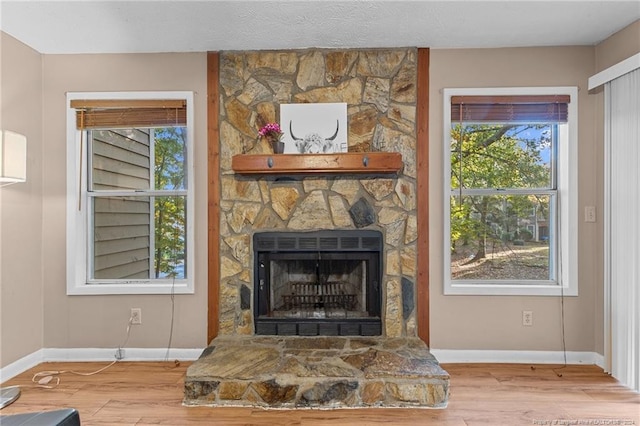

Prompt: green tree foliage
xmin=450 ymin=124 xmax=551 ymax=262
xmin=153 ymin=127 xmax=186 ymax=278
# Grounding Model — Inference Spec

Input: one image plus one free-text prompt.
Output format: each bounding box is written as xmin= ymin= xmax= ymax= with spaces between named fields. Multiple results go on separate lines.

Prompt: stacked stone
xmin=184 ymin=336 xmax=449 ymax=409
xmin=218 ymin=48 xmax=419 ymax=337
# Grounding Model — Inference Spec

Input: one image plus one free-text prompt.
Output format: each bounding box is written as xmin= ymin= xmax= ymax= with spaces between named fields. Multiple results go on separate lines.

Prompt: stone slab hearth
xmin=184 ymin=335 xmax=449 ymax=409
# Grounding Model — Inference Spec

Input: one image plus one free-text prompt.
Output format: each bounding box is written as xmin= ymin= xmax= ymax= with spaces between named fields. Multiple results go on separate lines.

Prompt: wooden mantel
xmin=231 ymin=152 xmax=402 ymax=175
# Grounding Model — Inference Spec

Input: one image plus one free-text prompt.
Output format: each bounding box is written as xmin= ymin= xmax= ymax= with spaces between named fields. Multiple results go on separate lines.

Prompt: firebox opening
xmin=270 ymin=256 xmax=368 ymax=319
xmin=253 ymin=230 xmax=382 ymax=336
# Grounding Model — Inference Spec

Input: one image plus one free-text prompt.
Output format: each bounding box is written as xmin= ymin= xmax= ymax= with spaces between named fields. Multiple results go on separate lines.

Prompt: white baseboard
xmin=431 ymin=349 xmax=606 ymax=368
xmin=1 ymin=348 xmax=204 ymax=383
xmin=42 ymin=347 xmax=204 ymax=362
xmin=3 ymin=347 xmax=606 ymax=384
xmin=0 ymin=349 xmax=44 ymax=384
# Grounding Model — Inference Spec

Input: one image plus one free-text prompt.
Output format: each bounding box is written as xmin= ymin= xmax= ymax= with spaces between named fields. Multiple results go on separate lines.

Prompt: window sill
xmin=67 ymin=281 xmax=194 ymax=296
xmin=445 ymin=281 xmax=578 ymax=296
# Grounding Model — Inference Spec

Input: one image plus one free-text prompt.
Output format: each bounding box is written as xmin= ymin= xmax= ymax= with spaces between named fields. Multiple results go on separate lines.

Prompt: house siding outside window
xmin=66 ymin=92 xmax=195 ymax=295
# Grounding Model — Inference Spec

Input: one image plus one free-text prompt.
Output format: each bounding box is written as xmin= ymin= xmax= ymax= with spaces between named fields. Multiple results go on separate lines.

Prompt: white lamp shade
xmin=0 ymin=130 xmax=27 ymax=183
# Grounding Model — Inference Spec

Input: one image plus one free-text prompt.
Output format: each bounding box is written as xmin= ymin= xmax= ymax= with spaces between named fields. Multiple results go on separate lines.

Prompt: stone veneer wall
xmin=218 ymin=48 xmax=418 ymax=337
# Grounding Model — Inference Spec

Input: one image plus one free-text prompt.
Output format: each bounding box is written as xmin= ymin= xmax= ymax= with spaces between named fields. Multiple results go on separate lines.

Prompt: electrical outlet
xmin=131 ymin=308 xmax=142 ymax=325
xmin=585 ymin=206 xmax=597 ymax=222
xmin=115 ymin=348 xmax=125 ymax=360
xmin=522 ymin=310 xmax=533 ymax=326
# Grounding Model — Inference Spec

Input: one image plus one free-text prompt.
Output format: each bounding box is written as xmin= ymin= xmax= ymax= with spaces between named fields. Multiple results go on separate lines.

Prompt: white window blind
xmin=604 ymin=68 xmax=640 ymax=392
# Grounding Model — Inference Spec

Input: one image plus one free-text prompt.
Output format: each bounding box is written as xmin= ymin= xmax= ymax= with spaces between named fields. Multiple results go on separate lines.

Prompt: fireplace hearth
xmin=253 ymin=230 xmax=382 ymax=336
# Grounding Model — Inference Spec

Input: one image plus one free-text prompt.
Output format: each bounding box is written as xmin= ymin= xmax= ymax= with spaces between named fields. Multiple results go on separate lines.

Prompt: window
xmin=66 ymin=92 xmax=195 ymax=295
xmin=443 ymin=87 xmax=577 ymax=296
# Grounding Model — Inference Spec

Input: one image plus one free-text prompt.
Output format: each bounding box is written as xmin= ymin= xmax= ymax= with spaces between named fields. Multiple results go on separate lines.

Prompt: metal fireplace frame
xmin=253 ymin=230 xmax=382 ymax=336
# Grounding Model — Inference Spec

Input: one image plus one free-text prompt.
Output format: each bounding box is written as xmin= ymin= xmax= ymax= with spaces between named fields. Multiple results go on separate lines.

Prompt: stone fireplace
xmin=217 ymin=47 xmax=419 ymax=338
xmin=184 ymin=48 xmax=449 ymax=409
xmin=253 ymin=229 xmax=382 ymax=336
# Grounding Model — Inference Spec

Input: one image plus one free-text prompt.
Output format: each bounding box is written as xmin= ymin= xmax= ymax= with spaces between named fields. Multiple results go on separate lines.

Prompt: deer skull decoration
xmin=289 ymin=120 xmax=340 ymax=153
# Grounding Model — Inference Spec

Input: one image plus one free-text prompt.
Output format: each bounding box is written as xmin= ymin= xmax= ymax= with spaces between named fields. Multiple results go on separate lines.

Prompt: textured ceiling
xmin=1 ymin=1 xmax=639 ymax=54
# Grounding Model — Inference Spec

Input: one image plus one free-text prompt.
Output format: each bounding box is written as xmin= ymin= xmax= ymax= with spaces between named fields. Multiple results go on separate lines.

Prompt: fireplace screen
xmin=254 ymin=230 xmax=382 ymax=336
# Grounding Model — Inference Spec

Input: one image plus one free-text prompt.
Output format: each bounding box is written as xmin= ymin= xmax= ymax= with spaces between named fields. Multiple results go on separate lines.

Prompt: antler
xmin=289 ymin=120 xmax=303 ymax=141
xmin=325 ymin=120 xmax=339 ymax=141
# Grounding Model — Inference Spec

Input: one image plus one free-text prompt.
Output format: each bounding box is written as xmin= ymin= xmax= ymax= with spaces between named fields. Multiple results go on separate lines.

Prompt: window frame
xmin=443 ymin=86 xmax=578 ymax=296
xmin=66 ymin=91 xmax=195 ymax=295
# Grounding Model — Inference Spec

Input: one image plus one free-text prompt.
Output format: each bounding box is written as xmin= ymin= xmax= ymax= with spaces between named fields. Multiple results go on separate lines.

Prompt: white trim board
xmin=589 ymin=53 xmax=640 ymax=90
xmin=0 ymin=349 xmax=45 ymax=384
xmin=431 ymin=349 xmax=605 ymax=368
xmin=43 ymin=348 xmax=204 ymax=362
xmin=0 ymin=348 xmax=204 ymax=383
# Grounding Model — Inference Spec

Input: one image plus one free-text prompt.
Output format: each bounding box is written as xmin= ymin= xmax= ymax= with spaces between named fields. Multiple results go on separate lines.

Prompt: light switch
xmin=585 ymin=206 xmax=596 ymax=222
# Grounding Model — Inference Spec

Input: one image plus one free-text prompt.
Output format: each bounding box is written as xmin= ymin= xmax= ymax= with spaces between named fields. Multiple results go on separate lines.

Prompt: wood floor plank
xmin=1 ymin=361 xmax=638 ymax=425
xmin=559 ymin=401 xmax=640 ymax=419
xmin=443 ymin=400 xmax=573 ymax=425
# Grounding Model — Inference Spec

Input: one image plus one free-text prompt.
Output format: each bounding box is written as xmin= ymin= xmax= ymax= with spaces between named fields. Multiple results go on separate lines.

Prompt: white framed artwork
xmin=280 ymin=103 xmax=348 ymax=154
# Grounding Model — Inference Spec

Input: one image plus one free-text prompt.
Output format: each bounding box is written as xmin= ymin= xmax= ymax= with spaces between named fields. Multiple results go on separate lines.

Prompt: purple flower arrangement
xmin=258 ymin=122 xmax=285 ymax=153
xmin=258 ymin=123 xmax=284 ymax=141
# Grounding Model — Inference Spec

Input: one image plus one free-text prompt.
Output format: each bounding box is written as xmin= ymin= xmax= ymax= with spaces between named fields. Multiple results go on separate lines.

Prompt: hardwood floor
xmin=1 ymin=362 xmax=638 ymax=425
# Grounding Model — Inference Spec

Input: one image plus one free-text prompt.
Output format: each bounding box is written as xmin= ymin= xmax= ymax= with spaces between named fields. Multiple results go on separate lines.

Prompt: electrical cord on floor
xmin=162 ymin=284 xmax=181 ymax=369
xmin=552 ymin=207 xmax=568 ymax=378
xmin=162 ymin=286 xmax=182 ymax=370
xmin=532 ymin=201 xmax=568 ymax=378
xmin=163 ymin=275 xmax=177 ymax=365
xmin=552 ymin=280 xmax=568 ymax=378
xmin=163 ymin=226 xmax=180 ymax=367
xmin=32 ymin=361 xmax=118 ymax=389
xmin=116 ymin=314 xmax=135 ymax=360
xmin=31 ymin=314 xmax=135 ymax=389
xmin=530 ymin=293 xmax=567 ymax=378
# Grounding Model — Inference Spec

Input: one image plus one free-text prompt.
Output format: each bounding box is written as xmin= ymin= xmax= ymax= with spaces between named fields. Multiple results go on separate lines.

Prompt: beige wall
xmin=40 ymin=52 xmax=209 ymax=350
xmin=594 ymin=20 xmax=640 ymax=73
xmin=0 ymin=33 xmax=44 ymax=367
xmin=429 ymin=46 xmax=601 ymax=352
xmin=2 ymin=20 xmax=638 ymax=368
